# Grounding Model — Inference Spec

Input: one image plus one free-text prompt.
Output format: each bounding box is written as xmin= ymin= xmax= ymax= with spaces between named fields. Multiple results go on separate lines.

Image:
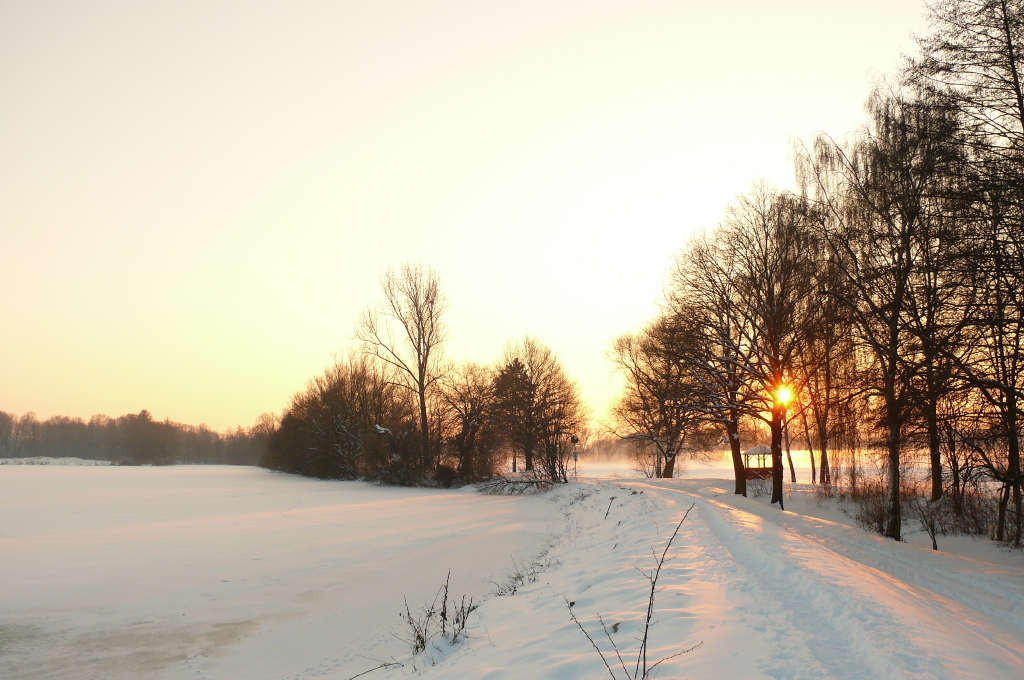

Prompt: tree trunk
xmin=884 ymin=391 xmax=902 ymax=541
xmin=662 ymin=453 xmax=677 ymax=478
xmin=524 ymin=430 xmax=534 ymax=471
xmin=925 ymin=390 xmax=943 ymax=502
xmin=802 ymin=410 xmax=817 ymax=484
xmin=770 ymin=407 xmax=785 ymax=509
xmin=727 ymin=417 xmax=746 ymax=496
xmin=950 ymin=448 xmax=963 ymax=518
xmin=418 ymin=386 xmax=431 ymax=470
xmin=1008 ymin=397 xmax=1022 ymax=545
xmin=819 ymin=416 xmax=831 ymax=487
xmin=785 ymin=424 xmax=797 ymax=483
xmin=997 ymin=483 xmax=1010 ymax=542
xmin=1014 ymin=481 xmax=1022 ymax=547
xmin=821 ymin=347 xmax=833 ymax=487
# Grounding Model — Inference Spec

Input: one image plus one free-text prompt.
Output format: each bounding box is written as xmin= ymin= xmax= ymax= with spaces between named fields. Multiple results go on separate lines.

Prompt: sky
xmin=0 ymin=0 xmax=928 ymax=431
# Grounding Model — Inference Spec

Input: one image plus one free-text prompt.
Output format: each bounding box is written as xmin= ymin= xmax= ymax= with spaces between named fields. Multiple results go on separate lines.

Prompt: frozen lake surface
xmin=1 ymin=466 xmax=553 ymax=679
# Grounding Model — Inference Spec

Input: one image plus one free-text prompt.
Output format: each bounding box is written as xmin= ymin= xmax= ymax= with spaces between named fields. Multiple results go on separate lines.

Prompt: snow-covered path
xmin=3 ymin=467 xmax=1023 ymax=679
xmin=636 ymin=479 xmax=1024 ymax=679
xmin=413 ymin=479 xmax=1024 ymax=680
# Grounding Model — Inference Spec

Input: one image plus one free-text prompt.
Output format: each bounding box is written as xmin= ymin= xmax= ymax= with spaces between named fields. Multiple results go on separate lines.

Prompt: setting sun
xmin=776 ymin=386 xmax=794 ymax=406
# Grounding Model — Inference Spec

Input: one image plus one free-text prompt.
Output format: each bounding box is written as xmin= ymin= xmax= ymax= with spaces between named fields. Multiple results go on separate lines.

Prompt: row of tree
xmin=260 ymin=263 xmax=587 ymax=485
xmin=0 ymin=409 xmax=273 ymax=465
xmin=611 ymin=0 xmax=1024 ymax=545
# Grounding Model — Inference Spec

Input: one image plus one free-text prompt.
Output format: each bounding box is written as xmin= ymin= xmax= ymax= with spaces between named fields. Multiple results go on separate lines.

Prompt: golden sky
xmin=0 ymin=0 xmax=926 ymax=430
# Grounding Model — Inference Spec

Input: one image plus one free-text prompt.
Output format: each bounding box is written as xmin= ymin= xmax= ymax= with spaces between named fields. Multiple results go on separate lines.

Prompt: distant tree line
xmin=611 ymin=0 xmax=1024 ymax=546
xmin=261 ymin=263 xmax=587 ymax=486
xmin=0 ymin=409 xmax=273 ymax=466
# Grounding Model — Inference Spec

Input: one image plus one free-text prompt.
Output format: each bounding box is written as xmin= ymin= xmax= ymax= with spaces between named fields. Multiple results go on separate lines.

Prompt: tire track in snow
xmin=693 ymin=496 xmax=906 ymax=679
xmin=779 ymin=514 xmax=1024 ymax=635
xmin=639 ymin=482 xmax=1024 ymax=680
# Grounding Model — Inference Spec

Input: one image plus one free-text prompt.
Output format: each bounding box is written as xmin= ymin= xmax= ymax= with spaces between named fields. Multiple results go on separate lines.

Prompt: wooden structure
xmin=743 ymin=445 xmax=772 ymax=480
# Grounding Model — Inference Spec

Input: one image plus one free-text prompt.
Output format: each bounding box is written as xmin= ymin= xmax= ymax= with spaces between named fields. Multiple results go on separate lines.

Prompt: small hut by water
xmin=744 ymin=445 xmax=772 ymax=480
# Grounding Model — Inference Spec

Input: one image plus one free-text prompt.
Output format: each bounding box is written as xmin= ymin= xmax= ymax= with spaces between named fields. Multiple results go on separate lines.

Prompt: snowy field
xmin=3 ymin=466 xmax=1023 ymax=679
xmin=0 ymin=457 xmax=112 ymax=466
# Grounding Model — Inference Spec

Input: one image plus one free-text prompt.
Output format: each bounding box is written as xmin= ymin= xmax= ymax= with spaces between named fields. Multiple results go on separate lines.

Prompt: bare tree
xmin=792 ymin=249 xmax=858 ymax=487
xmin=911 ymin=0 xmax=1024 ymax=163
xmin=667 ymin=232 xmax=753 ymax=496
xmin=266 ymin=355 xmax=413 ymax=479
xmin=798 ymin=91 xmax=964 ymax=539
xmin=952 ymin=189 xmax=1024 ymax=543
xmin=717 ymin=186 xmax=819 ymax=507
xmin=909 ymin=0 xmax=1024 ymax=543
xmin=359 ymin=262 xmax=449 ymax=471
xmin=665 ymin=187 xmax=819 ymax=505
xmin=0 ymin=411 xmax=14 ymax=458
xmin=438 ymin=361 xmax=499 ymax=483
xmin=903 ymin=191 xmax=976 ymax=502
xmin=611 ymin=315 xmax=718 ymax=478
xmin=493 ymin=337 xmax=585 ymax=483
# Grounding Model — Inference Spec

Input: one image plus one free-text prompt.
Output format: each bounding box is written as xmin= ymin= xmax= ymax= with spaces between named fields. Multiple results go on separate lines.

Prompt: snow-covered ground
xmin=2 ymin=466 xmax=1023 ymax=679
xmin=0 ymin=457 xmax=112 ymax=465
